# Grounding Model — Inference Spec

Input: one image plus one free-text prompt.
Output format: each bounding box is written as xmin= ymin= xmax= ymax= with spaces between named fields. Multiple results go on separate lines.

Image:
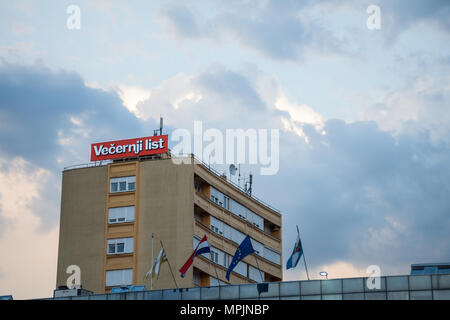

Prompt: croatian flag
xmin=179 ymin=235 xmax=211 ymax=277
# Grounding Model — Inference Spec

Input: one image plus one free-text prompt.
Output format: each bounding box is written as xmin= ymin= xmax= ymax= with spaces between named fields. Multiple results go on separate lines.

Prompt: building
xmin=411 ymin=262 xmax=450 ymax=275
xmin=46 ymin=273 xmax=450 ymax=300
xmin=56 ymin=139 xmax=282 ymax=294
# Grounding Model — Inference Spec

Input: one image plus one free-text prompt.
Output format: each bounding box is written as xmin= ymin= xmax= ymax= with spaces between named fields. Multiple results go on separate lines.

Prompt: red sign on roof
xmin=90 ymin=135 xmax=168 ymax=161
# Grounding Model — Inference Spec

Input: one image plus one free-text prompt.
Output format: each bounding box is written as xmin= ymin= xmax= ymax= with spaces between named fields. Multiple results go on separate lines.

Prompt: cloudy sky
xmin=0 ymin=0 xmax=449 ymax=299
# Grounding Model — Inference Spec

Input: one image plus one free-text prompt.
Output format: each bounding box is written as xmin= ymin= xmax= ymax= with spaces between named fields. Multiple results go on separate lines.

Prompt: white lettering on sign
xmin=93 ymin=138 xmax=165 ymax=157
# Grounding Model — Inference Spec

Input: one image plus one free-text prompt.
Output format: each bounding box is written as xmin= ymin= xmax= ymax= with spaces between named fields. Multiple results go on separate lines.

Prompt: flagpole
xmin=208 ymin=249 xmax=222 ymax=287
xmin=151 ymin=233 xmax=154 ymax=290
xmin=254 ymin=255 xmax=264 ymax=282
xmin=297 ymin=225 xmax=310 ymax=280
xmin=160 ymin=240 xmax=179 ymax=289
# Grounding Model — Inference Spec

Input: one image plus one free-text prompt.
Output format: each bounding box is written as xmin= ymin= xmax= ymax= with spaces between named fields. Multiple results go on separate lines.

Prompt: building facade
xmin=56 ymin=154 xmax=282 ymax=294
xmin=48 ymin=274 xmax=450 ymax=300
xmin=411 ymin=262 xmax=450 ymax=275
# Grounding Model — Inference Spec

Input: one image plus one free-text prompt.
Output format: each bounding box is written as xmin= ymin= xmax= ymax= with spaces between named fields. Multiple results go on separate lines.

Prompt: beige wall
xmin=136 ymin=159 xmax=195 ymax=290
xmin=56 ymin=166 xmax=107 ymax=293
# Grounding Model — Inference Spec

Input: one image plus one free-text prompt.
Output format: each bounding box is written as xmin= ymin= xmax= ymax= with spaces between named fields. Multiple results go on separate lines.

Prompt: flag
xmin=226 ymin=235 xmax=255 ymax=280
xmin=286 ymin=226 xmax=303 ymax=270
xmin=179 ymin=235 xmax=211 ymax=277
xmin=146 ymin=247 xmax=167 ymax=279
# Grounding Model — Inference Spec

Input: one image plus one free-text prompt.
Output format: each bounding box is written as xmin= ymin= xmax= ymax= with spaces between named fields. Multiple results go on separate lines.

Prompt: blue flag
xmin=226 ymin=235 xmax=255 ymax=280
xmin=286 ymin=227 xmax=303 ymax=270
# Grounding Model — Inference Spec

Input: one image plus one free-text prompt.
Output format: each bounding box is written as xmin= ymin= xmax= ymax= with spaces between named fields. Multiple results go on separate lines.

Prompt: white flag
xmin=146 ymin=248 xmax=167 ymax=279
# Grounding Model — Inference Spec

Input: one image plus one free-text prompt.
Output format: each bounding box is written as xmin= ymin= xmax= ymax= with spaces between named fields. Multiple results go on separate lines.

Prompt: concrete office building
xmin=56 ymin=153 xmax=282 ymax=294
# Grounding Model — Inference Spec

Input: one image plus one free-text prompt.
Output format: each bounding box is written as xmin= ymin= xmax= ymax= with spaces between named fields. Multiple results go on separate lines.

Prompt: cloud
xmin=0 ymin=61 xmax=165 ymax=232
xmin=1 ymin=61 xmax=449 ymax=298
xmin=156 ymin=1 xmax=346 ymax=61
xmin=362 ymin=76 xmax=450 ymax=143
xmin=156 ymin=0 xmax=450 ymax=62
xmin=374 ymin=0 xmax=450 ymax=42
xmin=0 ymin=156 xmax=58 ymax=299
xmin=275 ymin=118 xmax=450 ymax=276
xmin=133 ymin=65 xmax=287 ymax=131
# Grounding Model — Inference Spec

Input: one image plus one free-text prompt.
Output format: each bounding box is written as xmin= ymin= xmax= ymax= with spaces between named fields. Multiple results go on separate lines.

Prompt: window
xmin=249 ymin=265 xmax=264 ymax=282
xmin=210 ymin=217 xmax=223 ymax=236
xmin=194 ymin=181 xmax=201 ymax=193
xmin=193 ymin=271 xmax=201 ymax=286
xmin=110 ymin=176 xmax=136 ymax=193
xmin=107 ymin=237 xmax=134 ymax=255
xmin=108 ymin=206 xmax=135 ymax=224
xmin=210 ymin=187 xmax=224 ymax=206
xmin=210 ymin=247 xmax=220 ymax=264
xmin=210 ymin=277 xmax=227 ymax=286
xmin=252 ymin=214 xmax=263 ymax=230
xmin=251 ymin=238 xmax=264 ymax=256
xmin=231 ymin=200 xmax=247 ymax=220
xmin=224 ymin=196 xmax=230 ymax=210
xmin=223 ymin=224 xmax=231 ymax=239
xmin=264 ymin=246 xmax=281 ymax=265
xmin=231 ymin=227 xmax=245 ymax=244
xmin=223 ymin=253 xmax=231 ymax=268
xmin=193 ymin=236 xmax=199 ymax=249
xmin=105 ymin=269 xmax=133 ymax=287
xmin=234 ymin=261 xmax=247 ymax=277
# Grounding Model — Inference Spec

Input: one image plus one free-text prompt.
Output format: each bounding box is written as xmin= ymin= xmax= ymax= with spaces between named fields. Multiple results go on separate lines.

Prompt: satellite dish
xmin=229 ymin=164 xmax=237 ymax=176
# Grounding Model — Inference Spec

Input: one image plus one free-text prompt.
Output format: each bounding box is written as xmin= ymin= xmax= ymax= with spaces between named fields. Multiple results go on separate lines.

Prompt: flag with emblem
xmin=225 ymin=235 xmax=255 ymax=280
xmin=286 ymin=226 xmax=303 ymax=270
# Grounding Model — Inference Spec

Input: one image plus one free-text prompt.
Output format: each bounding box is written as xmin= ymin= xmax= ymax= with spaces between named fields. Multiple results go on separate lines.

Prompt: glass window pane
xmin=127 ymin=206 xmax=135 ymax=222
xmin=321 ymin=279 xmax=342 ymax=294
xmin=301 ymin=280 xmax=320 ymax=295
xmin=387 ymin=291 xmax=409 ymax=300
xmin=434 ymin=275 xmax=450 ymax=289
xmin=117 ymin=243 xmax=124 ymax=253
xmin=182 ymin=287 xmax=200 ymax=300
xmin=220 ymin=285 xmax=239 ymax=299
xmin=201 ymin=286 xmax=219 ymax=300
xmin=343 ymin=293 xmax=364 ymax=300
xmin=410 ymin=290 xmax=432 ymax=300
xmin=145 ymin=290 xmax=162 ymax=300
xmin=386 ymin=276 xmax=408 ymax=291
xmin=280 ymin=281 xmax=300 ymax=297
xmin=223 ymin=224 xmax=231 ymax=240
xmin=119 ymin=181 xmax=127 ymax=191
xmin=162 ymin=289 xmax=181 ymax=300
xmin=251 ymin=239 xmax=263 ymax=256
xmin=259 ymin=283 xmax=279 ymax=298
xmin=108 ymin=244 xmax=115 ymax=254
xmin=234 ymin=261 xmax=247 ymax=277
xmin=301 ymin=295 xmax=321 ymax=300
xmin=433 ymin=290 xmax=450 ymax=300
xmin=365 ymin=276 xmax=386 ymax=291
xmin=364 ymin=292 xmax=387 ymax=300
xmin=409 ymin=275 xmax=431 ymax=290
xmin=322 ymin=294 xmax=342 ymax=300
xmin=343 ymin=278 xmax=364 ymax=293
xmin=239 ymin=284 xmax=258 ymax=299
xmin=110 ymin=182 xmax=118 ymax=193
xmin=263 ymin=246 xmax=281 ymax=265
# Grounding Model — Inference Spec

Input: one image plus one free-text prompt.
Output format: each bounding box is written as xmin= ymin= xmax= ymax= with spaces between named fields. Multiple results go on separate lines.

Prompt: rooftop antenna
xmin=238 ymin=164 xmax=241 ymax=187
xmin=154 ymin=116 xmax=163 ymax=136
xmin=229 ymin=164 xmax=237 ymax=182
